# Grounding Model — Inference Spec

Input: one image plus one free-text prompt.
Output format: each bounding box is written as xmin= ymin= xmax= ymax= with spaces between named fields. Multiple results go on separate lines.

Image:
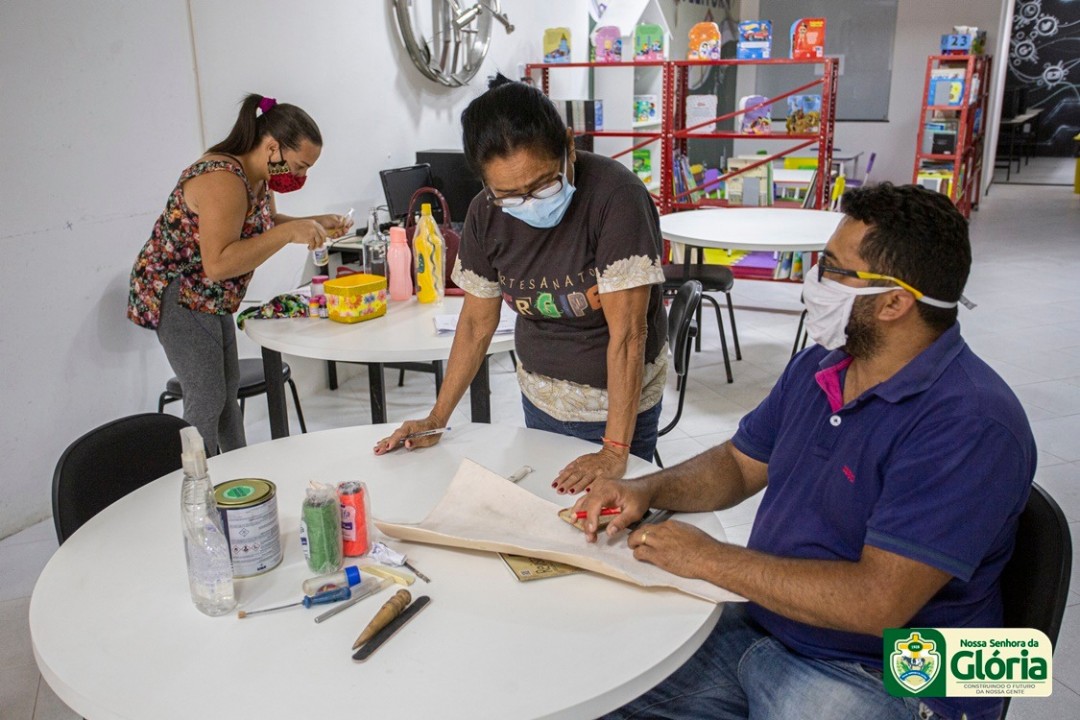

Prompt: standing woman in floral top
xmin=128 ymin=93 xmax=348 ymax=454
xmin=375 ymin=76 xmax=668 ymax=493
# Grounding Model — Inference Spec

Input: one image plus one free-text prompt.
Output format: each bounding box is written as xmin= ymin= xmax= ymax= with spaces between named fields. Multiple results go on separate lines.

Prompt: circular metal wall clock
xmin=391 ymin=0 xmax=515 ymax=87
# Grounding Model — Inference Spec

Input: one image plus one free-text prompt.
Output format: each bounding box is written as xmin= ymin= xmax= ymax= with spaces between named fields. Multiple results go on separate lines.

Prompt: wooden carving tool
xmin=352 ymin=589 xmax=411 ymax=649
xmin=352 ymin=596 xmax=431 ymax=662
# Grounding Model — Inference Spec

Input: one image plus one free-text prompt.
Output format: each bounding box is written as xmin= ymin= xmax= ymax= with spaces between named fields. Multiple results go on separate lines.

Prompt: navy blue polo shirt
xmin=732 ymin=323 xmax=1035 ymax=716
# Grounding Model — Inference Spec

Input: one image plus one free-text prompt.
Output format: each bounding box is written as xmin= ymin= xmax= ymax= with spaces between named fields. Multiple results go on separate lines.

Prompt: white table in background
xmin=31 ymin=424 xmax=724 ymax=720
xmin=662 ymin=208 xmax=843 ymax=357
xmin=660 ymin=207 xmax=843 ymax=255
xmin=244 ymin=296 xmax=514 ymax=436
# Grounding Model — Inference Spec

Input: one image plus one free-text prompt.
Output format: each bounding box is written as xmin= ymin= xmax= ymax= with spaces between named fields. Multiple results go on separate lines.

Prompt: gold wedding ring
xmin=641 ymin=530 xmax=650 ymax=546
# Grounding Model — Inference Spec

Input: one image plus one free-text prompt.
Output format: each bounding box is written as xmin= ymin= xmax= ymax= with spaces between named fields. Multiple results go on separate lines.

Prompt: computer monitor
xmin=415 ymin=149 xmax=484 ymax=224
xmin=379 ymin=163 xmax=444 ymax=224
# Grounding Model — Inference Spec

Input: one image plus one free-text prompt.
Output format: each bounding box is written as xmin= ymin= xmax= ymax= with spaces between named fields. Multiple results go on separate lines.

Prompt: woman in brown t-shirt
xmin=375 ymin=76 xmax=668 ymax=493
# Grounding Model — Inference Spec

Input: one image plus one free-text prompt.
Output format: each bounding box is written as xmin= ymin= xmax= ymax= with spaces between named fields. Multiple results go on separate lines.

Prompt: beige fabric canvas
xmin=376 ymin=458 xmax=743 ymax=604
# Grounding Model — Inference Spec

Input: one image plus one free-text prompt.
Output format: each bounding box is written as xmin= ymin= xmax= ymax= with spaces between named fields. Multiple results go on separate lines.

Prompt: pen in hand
xmin=573 ymin=507 xmax=621 ymax=519
xmin=404 ymin=426 xmax=450 ymax=441
xmin=374 ymin=426 xmax=451 ymax=455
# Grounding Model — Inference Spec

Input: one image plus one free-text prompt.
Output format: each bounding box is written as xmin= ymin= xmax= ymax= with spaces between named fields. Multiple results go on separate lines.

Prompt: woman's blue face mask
xmin=500 ymin=153 xmax=576 ymax=228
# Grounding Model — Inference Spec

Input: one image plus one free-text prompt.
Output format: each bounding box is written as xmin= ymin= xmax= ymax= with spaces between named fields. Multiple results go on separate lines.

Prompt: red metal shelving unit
xmin=912 ymin=54 xmax=991 ymax=218
xmin=524 ymin=58 xmax=840 ymax=214
xmin=669 ymin=58 xmax=838 ymax=213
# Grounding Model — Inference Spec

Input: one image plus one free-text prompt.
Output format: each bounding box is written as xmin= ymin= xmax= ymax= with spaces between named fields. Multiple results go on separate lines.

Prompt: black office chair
xmin=998 ymin=482 xmax=1073 ymax=718
xmin=158 ymin=358 xmax=307 ymax=433
xmin=52 ymin=413 xmax=191 ymax=544
xmin=655 ymin=280 xmax=703 ymax=468
xmin=662 ymin=261 xmax=738 ymax=384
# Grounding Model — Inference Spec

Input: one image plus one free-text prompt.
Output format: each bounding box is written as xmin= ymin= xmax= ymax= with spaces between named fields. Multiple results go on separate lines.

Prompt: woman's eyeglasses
xmin=485 ymin=176 xmax=564 ymax=208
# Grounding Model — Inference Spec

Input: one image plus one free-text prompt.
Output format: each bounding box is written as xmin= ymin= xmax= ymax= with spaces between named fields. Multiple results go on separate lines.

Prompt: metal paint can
xmin=214 ymin=478 xmax=283 ymax=578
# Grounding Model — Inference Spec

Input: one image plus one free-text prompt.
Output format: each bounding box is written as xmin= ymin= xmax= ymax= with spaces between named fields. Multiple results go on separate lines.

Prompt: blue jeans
xmin=520 ymin=395 xmax=662 ymax=463
xmin=602 ymin=603 xmax=935 ymax=720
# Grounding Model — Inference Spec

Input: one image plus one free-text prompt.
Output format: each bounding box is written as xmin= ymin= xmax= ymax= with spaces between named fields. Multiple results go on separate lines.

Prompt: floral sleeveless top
xmin=127 ymin=159 xmax=273 ymax=329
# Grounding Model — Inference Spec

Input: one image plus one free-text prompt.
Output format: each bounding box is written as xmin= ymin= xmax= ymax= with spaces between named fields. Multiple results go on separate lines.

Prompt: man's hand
xmin=570 ymin=479 xmax=652 ymax=542
xmin=627 ymin=520 xmax=721 ymax=579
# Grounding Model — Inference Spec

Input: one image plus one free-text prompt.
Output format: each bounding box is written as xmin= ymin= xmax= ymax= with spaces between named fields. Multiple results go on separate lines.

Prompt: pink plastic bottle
xmin=387 ymin=226 xmax=414 ymax=302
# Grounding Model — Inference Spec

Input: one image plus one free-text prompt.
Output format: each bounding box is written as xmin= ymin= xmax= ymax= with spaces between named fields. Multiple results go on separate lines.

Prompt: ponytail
xmin=208 ymin=93 xmax=322 ymax=155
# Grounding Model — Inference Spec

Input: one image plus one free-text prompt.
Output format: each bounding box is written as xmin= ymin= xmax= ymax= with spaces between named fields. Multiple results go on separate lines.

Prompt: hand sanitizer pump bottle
xmin=180 ymin=427 xmax=236 ymax=616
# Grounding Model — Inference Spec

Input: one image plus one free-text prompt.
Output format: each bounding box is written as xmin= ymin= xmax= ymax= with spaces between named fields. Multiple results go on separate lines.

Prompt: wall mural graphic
xmin=1006 ymin=0 xmax=1080 ymax=156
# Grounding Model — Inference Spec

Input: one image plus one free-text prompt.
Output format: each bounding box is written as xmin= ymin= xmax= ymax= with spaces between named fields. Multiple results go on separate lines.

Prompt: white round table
xmin=660 ymin=207 xmax=843 ymax=253
xmin=244 ymin=296 xmax=515 ymax=434
xmin=31 ymin=424 xmax=724 ymax=720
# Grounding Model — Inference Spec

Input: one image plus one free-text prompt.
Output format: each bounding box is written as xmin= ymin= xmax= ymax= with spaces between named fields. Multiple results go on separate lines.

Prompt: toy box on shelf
xmin=941 ymin=25 xmax=986 ymax=56
xmin=928 ymin=66 xmax=967 ymax=107
xmin=633 ymin=94 xmax=659 ymax=125
xmin=633 ymin=148 xmax=652 ymax=186
xmin=790 ymin=17 xmax=826 ymax=59
xmin=688 ymin=21 xmax=721 ymax=60
xmin=591 ymin=25 xmax=622 ymax=63
xmin=543 ymin=27 xmax=571 ymax=63
xmin=786 ymin=95 xmax=821 ymax=134
xmin=685 ymin=94 xmax=718 ymax=134
xmin=554 ymin=100 xmax=604 ymax=133
xmin=634 ymin=23 xmax=666 ymax=60
xmin=737 ymin=20 xmax=772 ymax=59
xmin=739 ymin=95 xmax=772 ymax=134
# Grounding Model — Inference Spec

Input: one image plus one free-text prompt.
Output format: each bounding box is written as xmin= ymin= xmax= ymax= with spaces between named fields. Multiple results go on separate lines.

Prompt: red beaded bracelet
xmin=602 ymin=436 xmax=631 ymax=449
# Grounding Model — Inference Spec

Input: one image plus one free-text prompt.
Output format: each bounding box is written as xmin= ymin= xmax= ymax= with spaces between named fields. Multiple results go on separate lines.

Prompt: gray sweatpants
xmin=157 ymin=281 xmax=246 ymax=454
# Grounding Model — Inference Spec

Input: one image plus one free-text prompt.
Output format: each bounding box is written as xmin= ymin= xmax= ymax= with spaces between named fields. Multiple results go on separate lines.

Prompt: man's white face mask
xmin=802 ymin=262 xmax=968 ymax=351
xmin=801 ymin=264 xmax=895 ymax=350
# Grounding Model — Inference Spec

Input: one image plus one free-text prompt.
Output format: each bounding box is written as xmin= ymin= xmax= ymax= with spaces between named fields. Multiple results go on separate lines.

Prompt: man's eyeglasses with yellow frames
xmin=817 ymin=263 xmax=974 ymax=310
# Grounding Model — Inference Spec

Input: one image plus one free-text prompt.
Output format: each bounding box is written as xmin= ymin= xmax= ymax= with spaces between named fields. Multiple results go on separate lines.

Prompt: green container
xmin=300 ymin=493 xmax=342 ymax=574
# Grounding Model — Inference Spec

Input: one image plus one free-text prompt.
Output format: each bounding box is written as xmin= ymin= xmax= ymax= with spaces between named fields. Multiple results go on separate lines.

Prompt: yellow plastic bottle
xmin=413 ymin=203 xmax=445 ymax=304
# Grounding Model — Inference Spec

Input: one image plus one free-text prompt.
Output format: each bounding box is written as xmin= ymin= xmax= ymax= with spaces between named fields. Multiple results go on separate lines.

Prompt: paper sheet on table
xmin=433 ymin=309 xmax=515 ymax=335
xmin=376 ymin=459 xmax=742 ymax=604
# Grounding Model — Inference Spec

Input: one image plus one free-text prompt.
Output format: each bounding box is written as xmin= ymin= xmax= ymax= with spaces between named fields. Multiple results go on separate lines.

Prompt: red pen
xmin=573 ymin=507 xmax=621 ymax=519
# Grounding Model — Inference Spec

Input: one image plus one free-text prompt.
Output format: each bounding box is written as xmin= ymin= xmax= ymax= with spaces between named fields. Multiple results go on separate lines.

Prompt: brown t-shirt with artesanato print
xmin=451 ymin=151 xmax=668 ymax=422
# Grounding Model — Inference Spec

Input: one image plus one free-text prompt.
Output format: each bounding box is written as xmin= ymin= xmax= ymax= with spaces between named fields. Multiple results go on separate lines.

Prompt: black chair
xmin=158 ymin=357 xmax=307 ymax=433
xmin=52 ymin=413 xmax=191 ymax=544
xmin=662 ymin=261 xmax=738 ymax=383
xmin=655 ymin=280 xmax=703 ymax=468
xmin=998 ymin=482 xmax=1073 ymax=718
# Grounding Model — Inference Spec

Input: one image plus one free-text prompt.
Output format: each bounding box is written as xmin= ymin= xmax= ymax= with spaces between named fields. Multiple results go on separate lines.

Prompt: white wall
xmin=0 ymin=0 xmax=203 ymax=538
xmin=0 ymin=0 xmax=588 ymax=538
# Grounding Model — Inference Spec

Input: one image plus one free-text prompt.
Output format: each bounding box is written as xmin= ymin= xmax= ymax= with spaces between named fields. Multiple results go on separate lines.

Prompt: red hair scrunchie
xmin=258 ymin=96 xmax=278 ymax=114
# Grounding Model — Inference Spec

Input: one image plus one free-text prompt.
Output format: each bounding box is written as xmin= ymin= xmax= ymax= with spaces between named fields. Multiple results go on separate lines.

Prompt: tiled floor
xmin=991 ymin=155 xmax=1076 ymax=186
xmin=2 ymin=183 xmax=1078 ymax=718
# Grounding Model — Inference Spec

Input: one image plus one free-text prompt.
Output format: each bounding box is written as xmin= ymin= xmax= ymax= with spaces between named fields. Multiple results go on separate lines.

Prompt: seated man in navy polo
xmin=576 ymin=182 xmax=1036 ymax=720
